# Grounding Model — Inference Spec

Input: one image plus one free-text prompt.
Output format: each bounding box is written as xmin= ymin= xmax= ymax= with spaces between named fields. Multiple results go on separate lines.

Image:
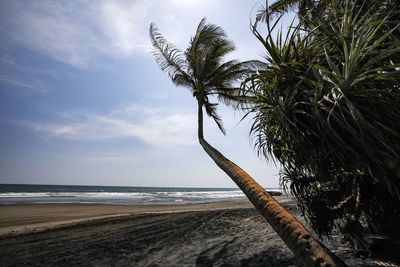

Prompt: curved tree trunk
xmin=197 ymin=101 xmax=347 ymax=267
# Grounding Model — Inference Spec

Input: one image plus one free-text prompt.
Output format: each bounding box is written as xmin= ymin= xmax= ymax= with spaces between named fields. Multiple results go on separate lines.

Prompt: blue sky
xmin=0 ymin=0 xmax=289 ymax=188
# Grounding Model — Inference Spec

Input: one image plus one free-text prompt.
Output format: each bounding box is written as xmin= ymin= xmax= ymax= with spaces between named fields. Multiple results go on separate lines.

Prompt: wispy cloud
xmin=0 ymin=75 xmax=47 ymax=92
xmin=0 ymin=0 xmax=215 ymax=69
xmin=3 ymin=1 xmax=133 ymax=68
xmin=16 ymin=104 xmax=197 ymax=148
xmin=0 ymin=55 xmax=50 ymax=92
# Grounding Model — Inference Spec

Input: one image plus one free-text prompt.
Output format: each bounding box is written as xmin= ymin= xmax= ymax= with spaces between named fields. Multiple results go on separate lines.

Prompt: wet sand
xmin=0 ymin=198 xmax=258 ymax=237
xmin=0 ymin=197 xmax=398 ymax=266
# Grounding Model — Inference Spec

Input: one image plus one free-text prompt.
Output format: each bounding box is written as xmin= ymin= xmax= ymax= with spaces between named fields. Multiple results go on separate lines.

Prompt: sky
xmin=0 ymin=0 xmax=291 ymax=188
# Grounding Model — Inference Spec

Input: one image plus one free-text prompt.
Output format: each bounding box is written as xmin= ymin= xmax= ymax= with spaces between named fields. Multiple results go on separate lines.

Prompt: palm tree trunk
xmin=197 ymin=102 xmax=347 ymax=267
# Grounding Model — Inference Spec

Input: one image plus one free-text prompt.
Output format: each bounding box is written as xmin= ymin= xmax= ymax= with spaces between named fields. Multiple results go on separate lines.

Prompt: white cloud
xmin=1 ymin=0 xmax=204 ymax=69
xmin=1 ymin=0 xmax=233 ymax=69
xmin=7 ymin=1 xmax=149 ymax=68
xmin=95 ymin=1 xmax=151 ymax=55
xmin=170 ymin=0 xmax=213 ymax=9
xmin=12 ymin=1 xmax=100 ymax=68
xmin=17 ymin=104 xmax=197 ymax=148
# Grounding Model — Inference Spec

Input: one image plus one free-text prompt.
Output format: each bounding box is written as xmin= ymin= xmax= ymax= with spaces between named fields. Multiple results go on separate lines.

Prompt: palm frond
xmin=198 ymin=38 xmax=235 ymax=82
xmin=256 ymin=0 xmax=299 ymax=22
xmin=204 ymin=101 xmax=226 ymax=135
xmin=186 ymin=18 xmax=230 ymax=79
xmin=149 ymin=23 xmax=194 ymax=89
xmin=150 ymin=18 xmax=248 ymax=135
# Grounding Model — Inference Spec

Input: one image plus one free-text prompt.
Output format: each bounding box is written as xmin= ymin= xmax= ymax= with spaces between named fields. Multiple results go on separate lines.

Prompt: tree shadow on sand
xmin=195 ymin=241 xmax=296 ymax=267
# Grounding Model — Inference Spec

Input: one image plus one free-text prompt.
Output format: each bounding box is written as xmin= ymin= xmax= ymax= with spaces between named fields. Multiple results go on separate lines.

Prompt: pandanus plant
xmin=243 ymin=0 xmax=400 ymax=247
xmin=150 ymin=18 xmax=346 ymax=266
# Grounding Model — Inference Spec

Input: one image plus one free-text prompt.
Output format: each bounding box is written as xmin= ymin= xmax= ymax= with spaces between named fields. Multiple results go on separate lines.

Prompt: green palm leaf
xmin=150 ymin=19 xmax=255 ymax=134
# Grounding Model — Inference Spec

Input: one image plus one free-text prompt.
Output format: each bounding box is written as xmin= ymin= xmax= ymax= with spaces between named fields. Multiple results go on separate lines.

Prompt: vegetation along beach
xmin=1 ymin=0 xmax=399 ymax=266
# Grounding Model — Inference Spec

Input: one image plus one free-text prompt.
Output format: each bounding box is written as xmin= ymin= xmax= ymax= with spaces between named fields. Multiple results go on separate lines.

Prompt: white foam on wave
xmin=0 ymin=190 xmax=246 ymax=204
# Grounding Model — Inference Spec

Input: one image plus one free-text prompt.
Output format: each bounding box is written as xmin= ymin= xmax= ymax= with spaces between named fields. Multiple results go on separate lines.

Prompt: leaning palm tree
xmin=150 ymin=18 xmax=346 ymax=266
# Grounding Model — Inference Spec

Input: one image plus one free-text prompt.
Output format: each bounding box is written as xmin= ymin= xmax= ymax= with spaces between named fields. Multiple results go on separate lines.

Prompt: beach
xmin=0 ymin=196 xmax=398 ymax=267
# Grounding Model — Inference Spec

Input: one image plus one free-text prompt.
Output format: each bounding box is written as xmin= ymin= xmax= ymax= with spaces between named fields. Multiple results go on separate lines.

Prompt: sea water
xmin=0 ymin=184 xmax=275 ymax=205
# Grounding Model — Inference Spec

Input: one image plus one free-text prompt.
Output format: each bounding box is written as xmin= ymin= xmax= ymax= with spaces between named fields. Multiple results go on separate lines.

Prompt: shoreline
xmin=0 ymin=196 xmax=294 ymax=238
xmin=0 ymin=197 xmax=253 ymax=237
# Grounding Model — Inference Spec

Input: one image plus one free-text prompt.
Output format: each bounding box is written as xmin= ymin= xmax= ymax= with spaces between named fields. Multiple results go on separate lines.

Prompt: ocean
xmin=0 ymin=184 xmax=261 ymax=205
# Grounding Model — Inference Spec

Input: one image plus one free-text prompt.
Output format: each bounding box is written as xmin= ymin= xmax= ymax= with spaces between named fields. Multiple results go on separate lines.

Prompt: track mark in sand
xmin=196 ymin=237 xmax=238 ymax=266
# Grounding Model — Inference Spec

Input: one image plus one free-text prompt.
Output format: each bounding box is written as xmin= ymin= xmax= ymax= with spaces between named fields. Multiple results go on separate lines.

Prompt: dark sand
xmin=0 ymin=197 xmax=398 ymax=266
